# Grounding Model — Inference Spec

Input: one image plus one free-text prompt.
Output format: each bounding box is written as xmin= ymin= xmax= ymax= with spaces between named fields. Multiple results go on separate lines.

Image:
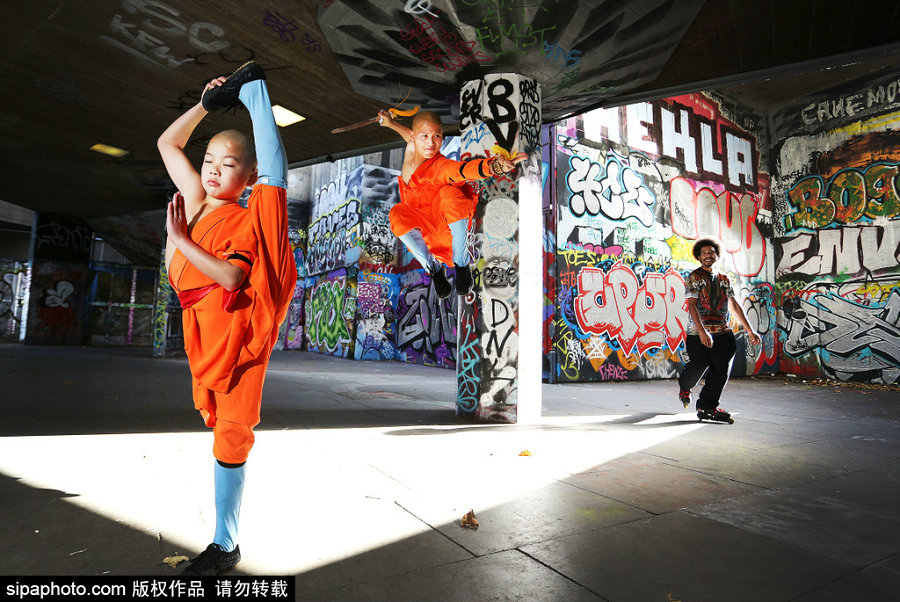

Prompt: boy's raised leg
xmin=238 ymin=78 xmax=287 ymax=188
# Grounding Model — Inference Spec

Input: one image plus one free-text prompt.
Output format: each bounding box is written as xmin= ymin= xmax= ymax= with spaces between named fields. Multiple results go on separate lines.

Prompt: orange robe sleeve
xmin=391 ymin=154 xmax=493 ymax=266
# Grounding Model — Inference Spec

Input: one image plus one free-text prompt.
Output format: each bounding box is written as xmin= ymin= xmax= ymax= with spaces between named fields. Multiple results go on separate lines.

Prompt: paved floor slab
xmin=689 ymin=487 xmax=900 ymax=566
xmin=1 ymin=345 xmax=898 ymax=601
xmin=521 ymin=512 xmax=852 ymax=602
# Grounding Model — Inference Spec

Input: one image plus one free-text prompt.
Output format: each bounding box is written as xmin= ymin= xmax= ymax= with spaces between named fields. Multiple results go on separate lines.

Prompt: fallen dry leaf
xmin=162 ymin=555 xmax=190 ymax=569
xmin=519 ymin=450 xmax=532 ymax=456
xmin=461 ymin=509 xmax=479 ymax=529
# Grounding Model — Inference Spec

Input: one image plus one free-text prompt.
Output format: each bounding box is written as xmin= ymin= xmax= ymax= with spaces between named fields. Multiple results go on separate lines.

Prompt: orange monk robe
xmin=390 ymin=154 xmax=494 ymax=266
xmin=168 ymin=184 xmax=297 ymax=463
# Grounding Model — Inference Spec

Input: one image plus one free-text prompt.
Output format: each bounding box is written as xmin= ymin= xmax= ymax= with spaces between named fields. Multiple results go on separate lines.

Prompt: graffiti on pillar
xmin=27 ymin=263 xmax=89 ymax=344
xmin=396 ymin=268 xmax=458 ymax=368
xmin=0 ymin=261 xmax=27 ymax=342
xmin=305 ymin=268 xmax=357 ymax=358
xmin=456 ymin=300 xmax=481 ymax=414
xmin=458 ymin=73 xmax=541 ymax=422
xmin=740 ymin=282 xmax=777 ymax=375
xmin=281 ymin=280 xmax=306 ymax=350
xmin=354 ymin=270 xmax=399 ymax=361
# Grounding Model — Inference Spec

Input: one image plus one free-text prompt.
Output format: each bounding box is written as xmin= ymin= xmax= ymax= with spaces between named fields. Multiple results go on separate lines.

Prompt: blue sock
xmin=399 ymin=229 xmax=435 ymax=270
xmin=213 ymin=460 xmax=245 ymax=553
xmin=238 ymin=80 xmax=287 ymax=189
xmin=449 ymin=219 xmax=469 ymax=266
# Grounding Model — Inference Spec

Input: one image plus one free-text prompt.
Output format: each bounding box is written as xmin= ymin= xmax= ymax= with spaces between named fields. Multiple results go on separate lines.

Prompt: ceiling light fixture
xmin=90 ymin=143 xmax=129 ymax=158
xmin=272 ymin=105 xmax=305 ymax=127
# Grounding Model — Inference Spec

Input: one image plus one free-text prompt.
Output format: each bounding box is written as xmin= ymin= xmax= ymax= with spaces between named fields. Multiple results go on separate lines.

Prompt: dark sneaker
xmin=202 ymin=61 xmax=266 ymax=112
xmin=181 ymin=543 xmax=241 ymax=575
xmin=678 ymin=388 xmax=691 ymax=408
xmin=429 ymin=264 xmax=452 ymax=299
xmin=455 ymin=263 xmax=473 ymax=295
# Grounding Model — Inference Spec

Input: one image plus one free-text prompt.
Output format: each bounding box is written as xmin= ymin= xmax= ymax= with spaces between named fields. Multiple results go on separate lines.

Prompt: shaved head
xmin=412 ymin=110 xmax=443 ymax=132
xmin=210 ymin=129 xmax=256 ymax=167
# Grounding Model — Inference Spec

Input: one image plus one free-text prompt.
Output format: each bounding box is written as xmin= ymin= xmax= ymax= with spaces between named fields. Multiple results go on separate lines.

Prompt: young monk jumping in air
xmin=378 ymin=109 xmax=526 ymax=298
xmin=158 ymin=61 xmax=296 ymax=575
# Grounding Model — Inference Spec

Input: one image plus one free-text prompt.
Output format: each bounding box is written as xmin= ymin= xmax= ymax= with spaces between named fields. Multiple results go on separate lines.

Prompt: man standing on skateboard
xmin=678 ymin=238 xmax=761 ymax=423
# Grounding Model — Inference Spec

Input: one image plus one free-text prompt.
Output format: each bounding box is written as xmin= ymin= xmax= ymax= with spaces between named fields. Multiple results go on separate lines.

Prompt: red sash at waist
xmin=177 ymin=283 xmax=239 ymax=311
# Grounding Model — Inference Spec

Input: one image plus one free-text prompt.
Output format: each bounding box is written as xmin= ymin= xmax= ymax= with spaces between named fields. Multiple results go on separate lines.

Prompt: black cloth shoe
xmin=429 ymin=264 xmax=452 ymax=299
xmin=202 ymin=61 xmax=266 ymax=112
xmin=181 ymin=543 xmax=241 ymax=575
xmin=454 ymin=263 xmax=473 ymax=295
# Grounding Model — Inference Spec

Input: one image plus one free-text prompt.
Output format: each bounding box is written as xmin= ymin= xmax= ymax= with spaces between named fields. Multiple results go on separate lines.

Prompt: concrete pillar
xmin=23 ymin=213 xmax=92 ymax=345
xmin=456 ymin=73 xmax=542 ymax=424
xmin=152 ymin=247 xmax=182 ymax=357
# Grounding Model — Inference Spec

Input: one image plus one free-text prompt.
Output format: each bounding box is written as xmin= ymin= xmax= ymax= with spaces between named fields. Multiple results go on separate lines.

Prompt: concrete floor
xmin=0 ymin=344 xmax=898 ymax=601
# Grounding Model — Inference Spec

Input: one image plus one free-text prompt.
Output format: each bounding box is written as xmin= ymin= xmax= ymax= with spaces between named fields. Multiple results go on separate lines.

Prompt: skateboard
xmin=697 ymin=408 xmax=734 ymax=424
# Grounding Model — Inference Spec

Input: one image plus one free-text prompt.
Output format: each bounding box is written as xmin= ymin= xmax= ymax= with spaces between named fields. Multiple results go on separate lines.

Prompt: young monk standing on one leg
xmin=378 ymin=109 xmax=526 ymax=298
xmin=158 ymin=61 xmax=296 ymax=574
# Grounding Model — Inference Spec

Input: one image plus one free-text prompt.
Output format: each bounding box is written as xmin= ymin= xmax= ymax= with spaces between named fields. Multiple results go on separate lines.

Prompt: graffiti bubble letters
xmin=575 ymin=262 xmax=687 ymax=355
xmin=306 ymin=274 xmax=353 ymax=356
xmin=101 ymin=0 xmax=230 ymax=68
xmin=776 ymin=223 xmax=900 ymax=277
xmin=783 ymin=289 xmax=900 ymax=383
xmin=582 ymin=102 xmax=759 ymax=193
xmin=670 ymin=177 xmax=766 ymax=277
xmin=397 ymin=277 xmax=458 ymax=366
xmin=783 ymin=163 xmax=900 ymax=232
xmin=566 ymin=155 xmax=656 ymax=226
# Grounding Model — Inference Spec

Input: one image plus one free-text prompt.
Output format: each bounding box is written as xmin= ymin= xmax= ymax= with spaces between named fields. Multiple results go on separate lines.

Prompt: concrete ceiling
xmin=2 ymin=0 xmax=899 ymax=264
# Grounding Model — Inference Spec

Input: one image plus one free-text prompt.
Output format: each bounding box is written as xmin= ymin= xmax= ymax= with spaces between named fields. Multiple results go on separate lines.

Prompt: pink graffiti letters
xmin=574 ymin=262 xmax=687 ymax=355
xmin=669 ymin=177 xmax=766 ymax=277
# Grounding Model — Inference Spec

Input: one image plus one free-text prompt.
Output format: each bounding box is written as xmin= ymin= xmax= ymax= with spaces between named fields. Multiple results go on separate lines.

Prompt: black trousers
xmin=678 ymin=331 xmax=737 ymax=410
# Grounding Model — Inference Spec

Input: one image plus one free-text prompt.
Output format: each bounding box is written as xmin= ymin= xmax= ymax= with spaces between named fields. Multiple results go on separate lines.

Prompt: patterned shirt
xmin=684 ymin=267 xmax=734 ymax=335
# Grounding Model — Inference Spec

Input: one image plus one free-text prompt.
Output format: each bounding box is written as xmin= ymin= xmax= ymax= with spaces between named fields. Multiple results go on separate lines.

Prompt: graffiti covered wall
xmin=284 ymin=156 xmax=402 ymax=358
xmin=771 ymin=71 xmax=900 ymax=384
xmin=551 ymin=93 xmax=776 ymax=382
xmin=25 ymin=215 xmax=93 ymax=345
xmin=0 ymin=260 xmax=27 ymax=342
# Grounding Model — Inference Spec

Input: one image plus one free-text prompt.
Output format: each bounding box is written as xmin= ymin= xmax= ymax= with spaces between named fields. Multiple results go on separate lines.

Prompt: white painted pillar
xmin=456 ymin=73 xmax=543 ymax=424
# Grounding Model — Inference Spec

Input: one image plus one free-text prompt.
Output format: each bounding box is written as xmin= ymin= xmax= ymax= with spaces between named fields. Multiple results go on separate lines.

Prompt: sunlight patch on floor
xmin=0 ymin=415 xmax=704 ymax=574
